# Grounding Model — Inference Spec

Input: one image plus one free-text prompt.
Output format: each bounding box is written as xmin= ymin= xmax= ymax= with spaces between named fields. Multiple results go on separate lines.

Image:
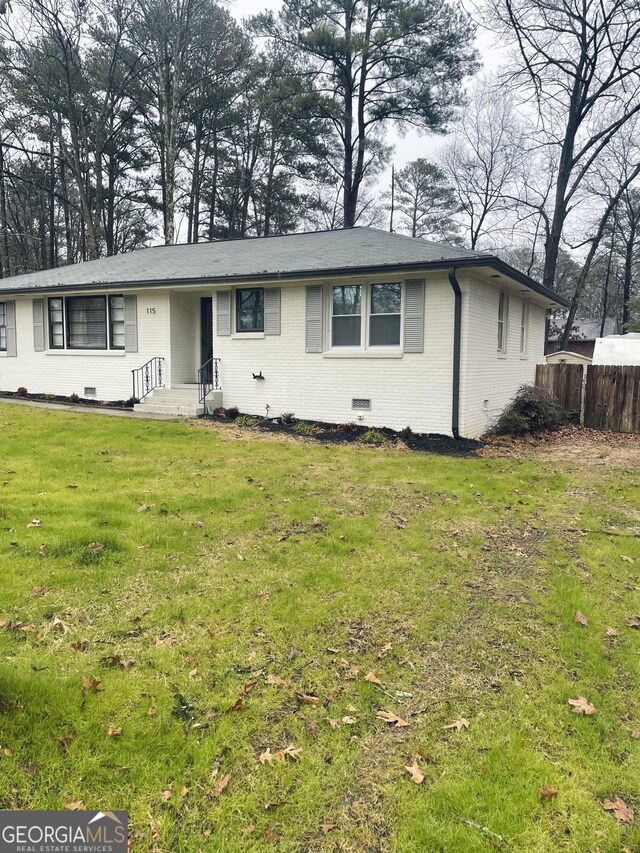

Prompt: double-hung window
xmin=369 ymin=283 xmax=401 ymax=346
xmin=520 ymin=301 xmax=528 ymax=356
xmin=236 ymin=288 xmax=264 ymax=332
xmin=48 ymin=295 xmax=125 ymax=350
xmin=497 ymin=290 xmax=508 ymax=353
xmin=0 ymin=302 xmax=6 ymax=351
xmin=332 ymin=285 xmax=362 ymax=347
xmin=331 ymin=282 xmax=402 ymax=349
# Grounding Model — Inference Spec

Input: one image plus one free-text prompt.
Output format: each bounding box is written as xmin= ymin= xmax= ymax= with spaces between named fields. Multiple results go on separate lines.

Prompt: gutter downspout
xmin=447 ymin=267 xmax=462 ymax=439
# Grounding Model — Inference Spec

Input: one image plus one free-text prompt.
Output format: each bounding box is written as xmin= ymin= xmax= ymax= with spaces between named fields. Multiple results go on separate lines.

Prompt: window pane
xmin=48 ymin=298 xmax=64 ymax=348
xmin=371 ymin=283 xmax=401 ymax=314
xmin=109 ymin=295 xmax=125 ymax=349
xmin=67 ymin=296 xmax=107 ymax=349
xmin=332 ymin=315 xmax=361 ymax=347
xmin=370 ymin=314 xmax=401 ymax=346
xmin=0 ymin=303 xmax=5 ymax=351
xmin=236 ymin=288 xmax=264 ymax=331
xmin=332 ymin=285 xmax=361 ymax=316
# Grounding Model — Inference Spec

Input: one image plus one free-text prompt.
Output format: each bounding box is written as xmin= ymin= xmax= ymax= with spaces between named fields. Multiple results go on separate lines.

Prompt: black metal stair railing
xmin=197 ymin=357 xmax=221 ymax=405
xmin=131 ymin=357 xmax=165 ymax=402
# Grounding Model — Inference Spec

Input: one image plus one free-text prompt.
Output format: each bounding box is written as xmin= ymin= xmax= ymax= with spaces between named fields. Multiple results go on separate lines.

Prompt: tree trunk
xmin=0 ymin=140 xmax=11 ymax=278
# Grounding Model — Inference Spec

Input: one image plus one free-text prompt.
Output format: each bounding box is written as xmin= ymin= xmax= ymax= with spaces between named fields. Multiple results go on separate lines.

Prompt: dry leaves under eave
xmin=574 ymin=611 xmax=588 ymax=626
xmin=375 ymin=710 xmax=409 ymax=728
xmin=603 ymin=796 xmax=635 ymax=823
xmin=405 ymin=761 xmax=425 ymax=784
xmin=568 ymin=697 xmax=596 ymax=715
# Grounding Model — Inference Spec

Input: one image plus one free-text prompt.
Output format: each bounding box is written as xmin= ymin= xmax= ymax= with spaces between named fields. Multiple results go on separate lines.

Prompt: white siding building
xmin=0 ymin=228 xmax=566 ymax=438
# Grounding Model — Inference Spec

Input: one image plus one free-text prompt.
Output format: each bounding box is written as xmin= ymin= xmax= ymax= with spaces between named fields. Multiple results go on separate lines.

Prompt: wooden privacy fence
xmin=535 ymin=363 xmax=584 ymax=416
xmin=535 ymin=363 xmax=640 ymax=433
xmin=584 ymin=365 xmax=640 ymax=433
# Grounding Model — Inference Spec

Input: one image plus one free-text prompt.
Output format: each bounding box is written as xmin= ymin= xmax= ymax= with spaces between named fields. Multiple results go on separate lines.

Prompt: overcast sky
xmin=226 ymin=0 xmax=506 ymax=210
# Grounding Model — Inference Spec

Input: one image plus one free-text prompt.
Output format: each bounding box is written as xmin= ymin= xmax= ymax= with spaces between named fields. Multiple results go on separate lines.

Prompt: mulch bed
xmin=202 ymin=410 xmax=483 ymax=457
xmin=0 ymin=391 xmax=133 ymax=410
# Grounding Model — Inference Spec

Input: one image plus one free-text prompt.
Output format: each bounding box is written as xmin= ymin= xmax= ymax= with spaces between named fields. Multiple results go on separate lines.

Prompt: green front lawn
xmin=0 ymin=404 xmax=638 ymax=851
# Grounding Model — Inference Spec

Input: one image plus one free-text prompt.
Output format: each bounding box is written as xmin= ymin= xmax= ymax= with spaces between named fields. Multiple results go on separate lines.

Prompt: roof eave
xmin=0 ymin=255 xmax=569 ymax=306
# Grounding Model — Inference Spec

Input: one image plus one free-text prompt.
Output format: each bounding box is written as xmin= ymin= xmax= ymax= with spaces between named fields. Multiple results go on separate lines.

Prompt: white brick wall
xmin=213 ymin=275 xmax=455 ymax=434
xmin=0 ymin=291 xmax=170 ymax=401
xmin=458 ymin=275 xmax=546 ymax=437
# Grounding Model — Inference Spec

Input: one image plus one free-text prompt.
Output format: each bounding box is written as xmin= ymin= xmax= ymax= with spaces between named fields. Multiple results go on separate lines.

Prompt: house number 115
xmin=146 ymin=307 xmax=157 ymax=315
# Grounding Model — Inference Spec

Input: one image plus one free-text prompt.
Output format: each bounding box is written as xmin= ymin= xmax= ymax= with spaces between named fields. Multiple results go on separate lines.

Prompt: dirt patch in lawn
xmin=481 ymin=425 xmax=640 ymax=468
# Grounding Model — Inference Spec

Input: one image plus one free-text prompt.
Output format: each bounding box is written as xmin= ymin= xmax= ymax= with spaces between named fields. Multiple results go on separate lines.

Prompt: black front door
xmin=200 ymin=297 xmax=213 ymax=380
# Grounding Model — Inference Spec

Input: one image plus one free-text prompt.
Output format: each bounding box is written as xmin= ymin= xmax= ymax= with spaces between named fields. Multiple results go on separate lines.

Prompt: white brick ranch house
xmin=0 ymin=227 xmax=567 ymax=437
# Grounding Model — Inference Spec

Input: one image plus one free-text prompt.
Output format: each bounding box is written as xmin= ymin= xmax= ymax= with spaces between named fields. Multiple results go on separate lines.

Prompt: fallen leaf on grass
xmin=264 ymin=828 xmax=282 ymax=843
xmin=147 ymin=696 xmax=157 ymax=717
xmin=365 ymin=672 xmax=383 ymax=686
xmin=444 ymin=718 xmax=470 ymax=732
xmin=243 ymin=681 xmax=257 ymax=694
xmin=604 ymin=626 xmax=618 ymax=637
xmin=259 ymin=745 xmax=302 ymax=764
xmin=53 ymin=617 xmax=71 ymax=634
xmin=320 ymin=823 xmax=337 ymax=833
xmin=229 ymin=697 xmax=244 ymax=712
xmin=375 ymin=710 xmax=409 ymax=728
xmin=212 ymin=773 xmax=232 ymax=798
xmin=341 ymin=716 xmax=357 ymax=725
xmin=81 ymin=675 xmax=103 ymax=694
xmin=107 ymin=726 xmax=122 ymax=738
xmin=603 ymin=796 xmax=634 ymax=823
xmin=377 ymin=642 xmax=393 ymax=658
xmin=629 ymin=730 xmax=640 ymax=739
xmin=192 ymin=520 xmax=205 ymax=528
xmin=621 ymin=555 xmax=635 ymax=564
xmin=161 ymin=789 xmax=173 ymax=802
xmin=265 ymin=675 xmax=289 ymax=686
xmin=3 ymin=747 xmax=12 ymax=756
xmin=574 ymin=611 xmax=588 ymax=626
xmin=65 ymin=800 xmax=84 ymax=810
xmin=258 ymin=590 xmax=270 ymax=601
xmin=88 ymin=542 xmax=104 ymax=551
xmin=568 ymin=697 xmax=596 ymax=715
xmin=417 ymin=749 xmax=437 ymax=764
xmin=328 ymin=718 xmax=340 ymax=729
xmin=539 ymin=786 xmax=558 ymax=800
xmin=405 ymin=761 xmax=424 ymax=784
xmin=32 ymin=584 xmax=48 ymax=595
xmin=625 ymin=615 xmax=640 ymax=629
xmin=27 ymin=519 xmax=42 ymax=528
xmin=296 ymin=693 xmax=321 ymax=706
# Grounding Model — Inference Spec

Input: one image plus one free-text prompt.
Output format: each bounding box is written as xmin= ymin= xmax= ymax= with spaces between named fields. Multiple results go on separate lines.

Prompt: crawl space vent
xmin=84 ymin=387 xmax=97 ymax=398
xmin=351 ymin=398 xmax=371 ymax=411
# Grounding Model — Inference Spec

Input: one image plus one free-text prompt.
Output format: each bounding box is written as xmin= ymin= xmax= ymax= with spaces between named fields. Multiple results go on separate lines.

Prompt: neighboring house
xmin=0 ymin=227 xmax=567 ymax=438
xmin=592 ymin=333 xmax=640 ymax=366
xmin=546 ymin=316 xmax=618 ymax=359
xmin=545 ymin=350 xmax=592 ymax=365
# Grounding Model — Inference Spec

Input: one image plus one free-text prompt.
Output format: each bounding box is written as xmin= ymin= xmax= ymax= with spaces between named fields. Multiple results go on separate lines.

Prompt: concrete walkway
xmin=0 ymin=396 xmax=182 ymax=420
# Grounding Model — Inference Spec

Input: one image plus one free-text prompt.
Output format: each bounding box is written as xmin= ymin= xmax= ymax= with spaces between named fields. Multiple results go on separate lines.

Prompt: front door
xmin=200 ymin=297 xmax=213 ymax=380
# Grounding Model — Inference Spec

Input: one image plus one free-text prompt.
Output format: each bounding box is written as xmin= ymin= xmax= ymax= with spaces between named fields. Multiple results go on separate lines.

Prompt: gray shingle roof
xmin=0 ymin=226 xmax=566 ymax=305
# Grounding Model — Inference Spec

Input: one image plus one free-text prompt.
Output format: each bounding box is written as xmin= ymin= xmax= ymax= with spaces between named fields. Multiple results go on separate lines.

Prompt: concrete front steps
xmin=133 ymin=383 xmax=203 ymax=417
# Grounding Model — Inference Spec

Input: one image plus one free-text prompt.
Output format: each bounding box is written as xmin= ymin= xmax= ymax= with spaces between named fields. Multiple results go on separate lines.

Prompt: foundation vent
xmin=351 ymin=398 xmax=371 ymax=411
xmin=84 ymin=387 xmax=97 ymax=398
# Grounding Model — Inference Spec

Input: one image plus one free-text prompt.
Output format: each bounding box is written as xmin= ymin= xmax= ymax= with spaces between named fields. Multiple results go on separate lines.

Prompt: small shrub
xmin=293 ymin=421 xmax=322 ymax=436
xmin=399 ymin=426 xmax=413 ymax=441
xmin=124 ymin=397 xmax=138 ymax=408
xmin=334 ymin=422 xmax=357 ymax=433
xmin=235 ymin=415 xmax=258 ymax=427
xmin=16 ymin=387 xmax=28 ymax=397
xmin=225 ymin=406 xmax=240 ymax=420
xmin=492 ymin=384 xmax=565 ymax=436
xmin=70 ymin=393 xmax=80 ymax=403
xmin=361 ymin=428 xmax=389 ymax=445
xmin=280 ymin=412 xmax=296 ymax=425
